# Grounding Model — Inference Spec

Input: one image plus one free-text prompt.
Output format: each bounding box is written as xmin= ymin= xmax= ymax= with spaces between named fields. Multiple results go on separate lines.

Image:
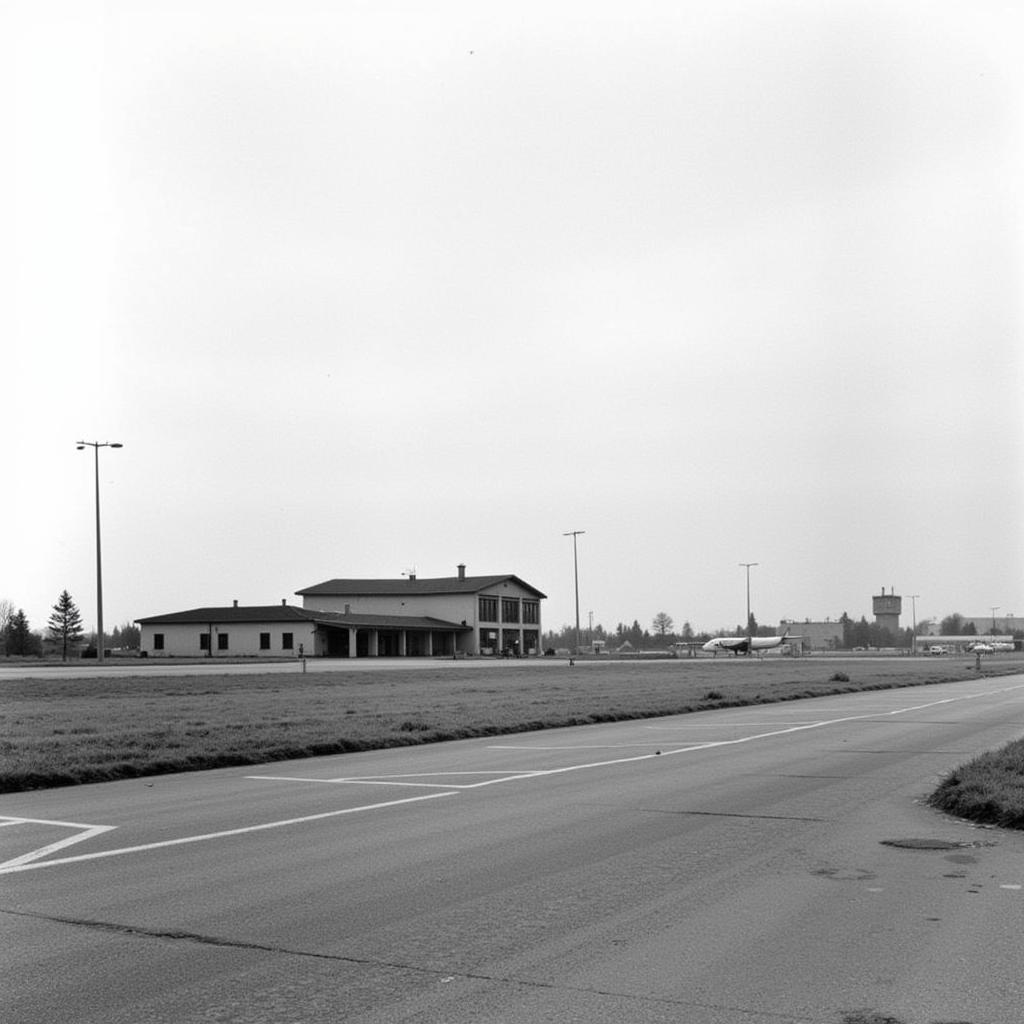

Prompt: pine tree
xmin=4 ymin=609 xmax=39 ymax=656
xmin=48 ymin=590 xmax=84 ymax=661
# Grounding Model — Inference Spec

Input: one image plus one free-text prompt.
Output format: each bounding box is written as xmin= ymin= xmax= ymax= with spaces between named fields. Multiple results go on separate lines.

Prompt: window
xmin=523 ymin=600 xmax=539 ymax=624
xmin=479 ymin=596 xmax=498 ymax=621
xmin=282 ymin=632 xmax=293 ymax=650
xmin=260 ymin=633 xmax=271 ymax=650
xmin=218 ymin=633 xmax=229 ymax=651
xmin=502 ymin=598 xmax=520 ymax=622
xmin=153 ymin=633 xmax=164 ymax=651
xmin=200 ymin=633 xmax=210 ymax=651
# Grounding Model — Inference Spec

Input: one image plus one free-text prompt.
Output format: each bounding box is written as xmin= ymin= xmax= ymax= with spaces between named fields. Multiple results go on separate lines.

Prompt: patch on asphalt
xmin=880 ymin=837 xmax=994 ymax=850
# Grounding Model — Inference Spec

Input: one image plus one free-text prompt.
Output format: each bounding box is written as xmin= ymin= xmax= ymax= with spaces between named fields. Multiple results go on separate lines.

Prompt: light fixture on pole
xmin=908 ymin=595 xmax=919 ymax=655
xmin=564 ymin=530 xmax=585 ymax=655
xmin=739 ymin=562 xmax=758 ymax=636
xmin=77 ymin=441 xmax=123 ymax=664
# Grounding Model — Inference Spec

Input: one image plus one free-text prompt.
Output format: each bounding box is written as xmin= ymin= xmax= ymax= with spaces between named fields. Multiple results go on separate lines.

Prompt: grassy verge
xmin=929 ymin=738 xmax=1024 ymax=829
xmin=1 ymin=657 xmax=1020 ymax=794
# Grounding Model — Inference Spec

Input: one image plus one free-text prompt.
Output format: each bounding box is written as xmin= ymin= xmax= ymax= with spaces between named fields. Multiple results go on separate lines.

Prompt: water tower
xmin=873 ymin=587 xmax=902 ymax=636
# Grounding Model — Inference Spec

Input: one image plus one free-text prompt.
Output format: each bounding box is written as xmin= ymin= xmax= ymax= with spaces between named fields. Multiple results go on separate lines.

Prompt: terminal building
xmin=136 ymin=566 xmax=545 ymax=659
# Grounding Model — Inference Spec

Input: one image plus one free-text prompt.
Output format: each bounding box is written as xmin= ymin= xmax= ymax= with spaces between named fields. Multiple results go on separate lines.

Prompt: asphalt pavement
xmin=4 ymin=675 xmax=1024 ymax=1023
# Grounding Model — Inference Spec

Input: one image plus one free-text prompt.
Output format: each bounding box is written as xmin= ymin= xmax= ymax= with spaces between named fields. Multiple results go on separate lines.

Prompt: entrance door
xmin=326 ymin=628 xmax=350 ymax=657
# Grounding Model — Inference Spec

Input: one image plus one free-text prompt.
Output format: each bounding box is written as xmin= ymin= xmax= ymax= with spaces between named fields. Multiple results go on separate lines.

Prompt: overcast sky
xmin=5 ymin=0 xmax=1022 ymax=640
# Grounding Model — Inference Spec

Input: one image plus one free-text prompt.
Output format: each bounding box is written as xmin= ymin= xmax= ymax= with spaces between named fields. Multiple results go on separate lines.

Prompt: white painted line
xmin=249 ymin=772 xmax=550 ymax=790
xmin=1 ymin=814 xmax=112 ymax=829
xmin=0 ymin=792 xmax=456 ymax=874
xmin=644 ymin=722 xmax=821 ymax=729
xmin=487 ymin=743 xmax=669 ymax=751
xmin=0 ymin=817 xmax=118 ymax=871
xmin=249 ymin=775 xmax=477 ymax=789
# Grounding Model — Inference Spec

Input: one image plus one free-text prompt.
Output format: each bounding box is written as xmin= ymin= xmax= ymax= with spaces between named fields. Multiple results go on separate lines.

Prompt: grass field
xmin=3 ymin=655 xmax=1020 ymax=796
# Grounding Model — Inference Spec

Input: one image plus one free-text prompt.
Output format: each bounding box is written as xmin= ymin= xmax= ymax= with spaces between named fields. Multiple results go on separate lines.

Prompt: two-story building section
xmin=296 ymin=564 xmax=545 ymax=657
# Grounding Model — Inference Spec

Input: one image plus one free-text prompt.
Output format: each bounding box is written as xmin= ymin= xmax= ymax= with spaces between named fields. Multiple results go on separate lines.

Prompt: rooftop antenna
xmin=401 ymin=566 xmax=417 ymax=579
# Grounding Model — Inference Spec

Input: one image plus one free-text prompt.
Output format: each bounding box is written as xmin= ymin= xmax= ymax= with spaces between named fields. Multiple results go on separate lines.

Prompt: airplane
xmin=702 ymin=631 xmax=800 ymax=657
xmin=968 ymin=640 xmax=1014 ymax=654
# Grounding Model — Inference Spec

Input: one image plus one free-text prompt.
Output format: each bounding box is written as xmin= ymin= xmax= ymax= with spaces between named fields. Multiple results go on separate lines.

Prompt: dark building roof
xmin=296 ymin=574 xmax=546 ymax=599
xmin=135 ymin=605 xmax=471 ymax=632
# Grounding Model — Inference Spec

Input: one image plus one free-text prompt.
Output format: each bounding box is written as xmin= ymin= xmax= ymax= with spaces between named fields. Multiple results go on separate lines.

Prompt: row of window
xmin=478 ymin=597 xmax=539 ymax=624
xmin=150 ymin=632 xmax=294 ymax=651
xmin=478 ymin=628 xmax=540 ymax=655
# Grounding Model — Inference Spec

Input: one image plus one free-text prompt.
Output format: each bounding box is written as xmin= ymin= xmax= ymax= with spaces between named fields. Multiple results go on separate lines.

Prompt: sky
xmin=4 ymin=0 xmax=1022 ymax=640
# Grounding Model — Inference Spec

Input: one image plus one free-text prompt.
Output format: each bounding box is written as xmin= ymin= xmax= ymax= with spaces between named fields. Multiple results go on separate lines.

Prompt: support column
xmin=427 ymin=631 xmax=434 ymax=657
xmin=348 ymin=627 xmax=357 ymax=657
xmin=399 ymin=631 xmax=407 ymax=657
xmin=369 ymin=630 xmax=379 ymax=657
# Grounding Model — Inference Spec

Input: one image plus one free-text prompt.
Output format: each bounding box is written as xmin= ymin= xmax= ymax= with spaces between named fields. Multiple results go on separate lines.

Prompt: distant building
xmin=136 ymin=565 xmax=545 ymax=659
xmin=778 ymin=620 xmax=844 ymax=653
xmin=962 ymin=615 xmax=1024 ymax=635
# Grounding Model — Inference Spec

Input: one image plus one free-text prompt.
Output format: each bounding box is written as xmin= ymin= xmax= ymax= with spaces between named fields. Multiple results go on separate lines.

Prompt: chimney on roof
xmin=458 ymin=563 xmax=466 ymax=580
xmin=233 ymin=599 xmax=238 ymax=607
xmin=281 ymin=599 xmax=286 ymax=606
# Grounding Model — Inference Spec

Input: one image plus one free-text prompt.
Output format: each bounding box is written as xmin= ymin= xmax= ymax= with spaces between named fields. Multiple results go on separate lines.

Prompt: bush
xmin=830 ymin=671 xmax=850 ymax=683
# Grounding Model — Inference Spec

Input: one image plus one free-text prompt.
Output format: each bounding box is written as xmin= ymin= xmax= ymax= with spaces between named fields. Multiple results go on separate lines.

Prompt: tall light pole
xmin=77 ymin=441 xmax=123 ymax=663
xmin=564 ymin=530 xmax=585 ymax=655
xmin=908 ymin=595 xmax=919 ymax=655
xmin=739 ymin=562 xmax=758 ymax=636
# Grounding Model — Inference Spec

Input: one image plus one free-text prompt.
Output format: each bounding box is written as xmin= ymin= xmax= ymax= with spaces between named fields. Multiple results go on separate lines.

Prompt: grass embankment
xmin=3 ymin=657 xmax=1017 ymax=794
xmin=929 ymin=739 xmax=1024 ymax=829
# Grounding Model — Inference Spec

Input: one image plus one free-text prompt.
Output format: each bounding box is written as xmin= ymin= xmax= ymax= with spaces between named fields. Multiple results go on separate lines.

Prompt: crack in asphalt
xmin=4 ymin=906 xmax=827 ymax=1020
xmin=637 ymin=808 xmax=828 ymax=822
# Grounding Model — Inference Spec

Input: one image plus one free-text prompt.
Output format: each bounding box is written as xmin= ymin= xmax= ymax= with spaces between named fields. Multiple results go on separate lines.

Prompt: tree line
xmin=0 ymin=593 xmax=139 ymax=659
xmin=543 ymin=610 xmax=1024 ymax=652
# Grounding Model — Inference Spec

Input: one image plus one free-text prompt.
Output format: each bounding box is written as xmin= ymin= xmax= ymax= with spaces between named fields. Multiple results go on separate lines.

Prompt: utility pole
xmin=739 ymin=562 xmax=758 ymax=636
xmin=77 ymin=441 xmax=123 ymax=664
xmin=564 ymin=530 xmax=585 ymax=655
